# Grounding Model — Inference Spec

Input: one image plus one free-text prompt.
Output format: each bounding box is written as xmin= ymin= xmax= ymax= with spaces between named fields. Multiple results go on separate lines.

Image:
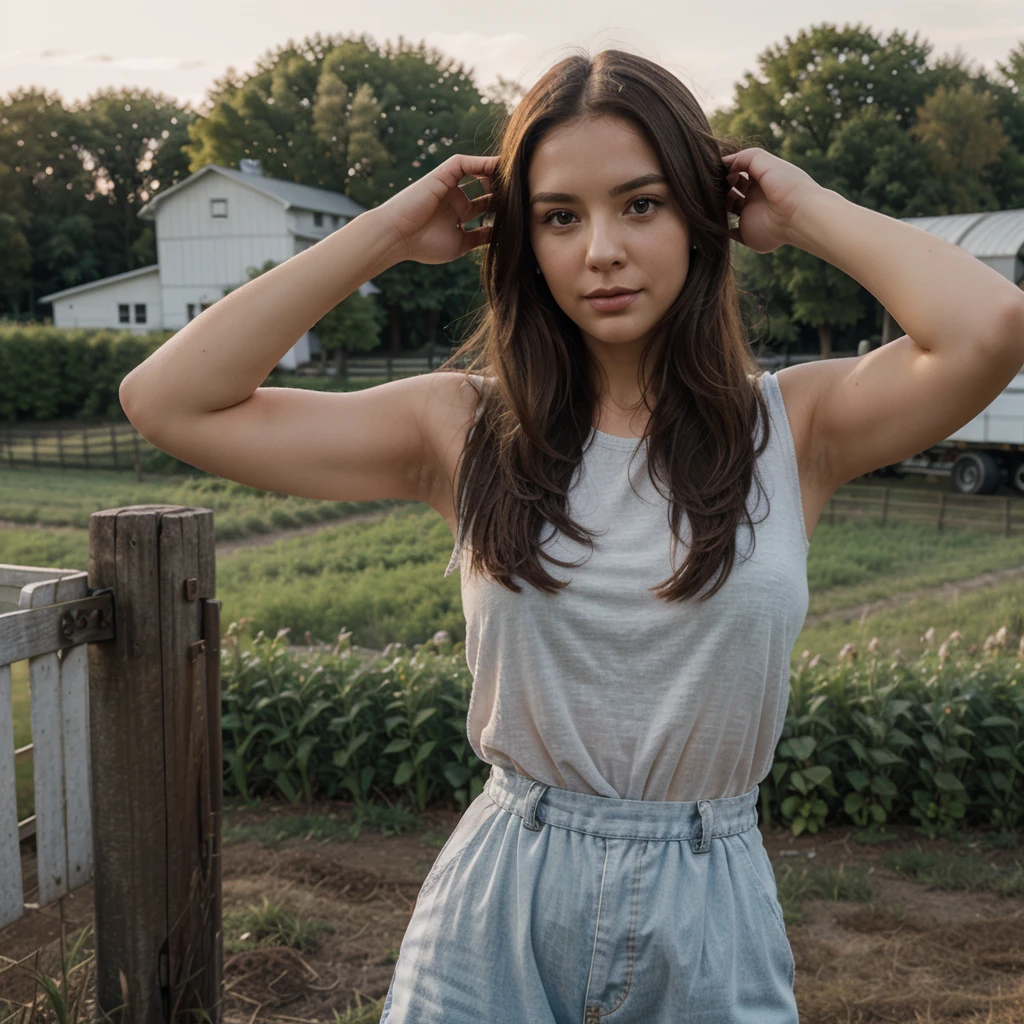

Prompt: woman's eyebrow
xmin=529 ymin=173 xmax=667 ymax=206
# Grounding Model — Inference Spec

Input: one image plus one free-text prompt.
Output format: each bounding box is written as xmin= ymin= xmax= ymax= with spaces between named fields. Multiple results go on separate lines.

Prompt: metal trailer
xmin=878 ymin=370 xmax=1024 ymax=495
xmin=873 ymin=209 xmax=1024 ymax=496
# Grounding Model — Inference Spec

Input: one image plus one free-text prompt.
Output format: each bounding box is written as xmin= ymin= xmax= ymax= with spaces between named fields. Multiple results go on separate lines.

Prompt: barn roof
xmin=900 ymin=208 xmax=1024 ymax=259
xmin=39 ymin=264 xmax=159 ymax=304
xmin=137 ymin=164 xmax=368 ymax=221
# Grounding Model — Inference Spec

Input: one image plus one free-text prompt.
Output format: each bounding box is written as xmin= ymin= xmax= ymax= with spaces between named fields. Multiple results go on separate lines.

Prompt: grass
xmin=6 ymin=799 xmax=1023 ymax=1024
xmin=222 ymin=896 xmax=335 ymax=955
xmin=773 ymin=844 xmax=1024 ymax=927
xmin=222 ymin=797 xmax=433 ymax=848
xmin=6 ymin=472 xmax=1024 ymax=825
xmin=0 ymin=463 xmax=405 ymax=564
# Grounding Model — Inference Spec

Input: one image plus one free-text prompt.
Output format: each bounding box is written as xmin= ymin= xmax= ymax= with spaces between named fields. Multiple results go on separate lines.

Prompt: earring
xmin=535 ymin=264 xmax=541 ymax=274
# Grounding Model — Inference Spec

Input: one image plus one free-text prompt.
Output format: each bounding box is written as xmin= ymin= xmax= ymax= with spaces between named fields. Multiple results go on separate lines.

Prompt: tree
xmin=344 ymin=82 xmax=394 ymax=207
xmin=0 ymin=212 xmax=32 ymax=315
xmin=185 ymin=32 xmax=507 ymax=351
xmin=0 ymin=88 xmax=101 ymax=315
xmin=313 ymin=289 xmax=383 ymax=377
xmin=72 ymin=87 xmax=197 ymax=272
xmin=709 ymin=22 xmax=1024 ymax=357
xmin=910 ymin=82 xmax=1008 ymax=210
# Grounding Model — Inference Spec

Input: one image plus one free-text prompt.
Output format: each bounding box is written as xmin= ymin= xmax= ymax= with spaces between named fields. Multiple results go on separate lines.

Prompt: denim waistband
xmin=483 ymin=765 xmax=760 ymax=854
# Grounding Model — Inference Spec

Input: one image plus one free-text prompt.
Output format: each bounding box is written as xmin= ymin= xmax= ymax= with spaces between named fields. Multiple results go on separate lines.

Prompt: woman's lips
xmin=585 ymin=290 xmax=641 ymax=312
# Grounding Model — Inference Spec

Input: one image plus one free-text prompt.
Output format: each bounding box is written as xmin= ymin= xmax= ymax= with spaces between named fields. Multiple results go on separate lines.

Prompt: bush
xmin=220 ymin=618 xmax=1024 ymax=838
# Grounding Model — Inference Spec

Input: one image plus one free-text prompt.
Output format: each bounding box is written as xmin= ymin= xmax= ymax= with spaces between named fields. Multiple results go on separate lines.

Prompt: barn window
xmin=118 ymin=304 xmax=130 ymax=323
xmin=187 ymin=303 xmax=196 ymax=321
xmin=313 ymin=211 xmax=324 ymax=227
xmin=210 ymin=198 xmax=227 ymax=218
xmin=134 ymin=304 xmax=147 ymax=324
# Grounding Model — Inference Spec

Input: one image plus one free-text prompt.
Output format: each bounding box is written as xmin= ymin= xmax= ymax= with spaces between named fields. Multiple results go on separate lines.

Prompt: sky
xmin=2 ymin=0 xmax=1022 ymax=117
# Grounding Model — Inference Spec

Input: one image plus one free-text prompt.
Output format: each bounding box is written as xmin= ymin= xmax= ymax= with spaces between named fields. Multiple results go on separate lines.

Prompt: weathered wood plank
xmin=88 ymin=506 xmax=174 ymax=1024
xmin=60 ymin=634 xmax=92 ymax=892
xmin=28 ymin=642 xmax=65 ymax=906
xmin=87 ymin=504 xmax=220 ymax=1024
xmin=161 ymin=509 xmax=220 ymax=1022
xmin=21 ymin=572 xmax=90 ymax=906
xmin=203 ymin=597 xmax=223 ymax=1020
xmin=0 ymin=565 xmax=83 ymax=607
xmin=0 ymin=661 xmax=23 ymax=928
xmin=0 ymin=586 xmax=113 ymax=665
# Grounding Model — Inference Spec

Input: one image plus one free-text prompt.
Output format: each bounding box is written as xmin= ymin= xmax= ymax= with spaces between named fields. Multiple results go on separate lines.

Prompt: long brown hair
xmin=437 ymin=47 xmax=771 ymax=602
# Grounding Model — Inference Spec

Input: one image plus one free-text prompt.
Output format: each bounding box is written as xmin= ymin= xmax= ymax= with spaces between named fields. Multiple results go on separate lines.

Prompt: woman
xmin=120 ymin=48 xmax=1024 ymax=1024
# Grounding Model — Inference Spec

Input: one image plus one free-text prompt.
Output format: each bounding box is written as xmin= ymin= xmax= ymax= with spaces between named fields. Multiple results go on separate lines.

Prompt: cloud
xmin=0 ymin=49 xmax=204 ymax=71
xmin=422 ymin=31 xmax=537 ymax=85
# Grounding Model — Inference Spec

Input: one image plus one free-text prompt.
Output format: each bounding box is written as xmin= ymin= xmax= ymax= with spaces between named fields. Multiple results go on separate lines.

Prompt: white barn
xmin=38 ymin=158 xmax=382 ymax=370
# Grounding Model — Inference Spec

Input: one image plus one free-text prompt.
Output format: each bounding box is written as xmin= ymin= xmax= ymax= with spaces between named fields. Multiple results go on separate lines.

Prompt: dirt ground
xmin=2 ymin=797 xmax=1023 ymax=1024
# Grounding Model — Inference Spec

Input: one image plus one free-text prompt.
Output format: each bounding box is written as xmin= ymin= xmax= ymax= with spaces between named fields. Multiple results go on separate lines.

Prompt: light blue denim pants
xmin=380 ymin=764 xmax=798 ymax=1023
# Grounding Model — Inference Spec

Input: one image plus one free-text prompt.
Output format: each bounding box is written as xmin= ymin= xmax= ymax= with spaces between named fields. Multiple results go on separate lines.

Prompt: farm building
xmin=38 ymin=158 xmax=382 ymax=370
xmin=881 ymin=207 xmax=1024 ymax=343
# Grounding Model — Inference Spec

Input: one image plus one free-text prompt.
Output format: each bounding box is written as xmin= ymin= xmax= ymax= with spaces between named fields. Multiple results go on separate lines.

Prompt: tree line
xmin=1 ymin=24 xmax=1022 ymax=358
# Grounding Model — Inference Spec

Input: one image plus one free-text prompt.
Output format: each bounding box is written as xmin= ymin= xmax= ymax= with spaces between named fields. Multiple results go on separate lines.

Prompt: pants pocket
xmin=732 ymin=827 xmax=796 ymax=986
xmin=416 ymin=791 xmax=494 ymax=901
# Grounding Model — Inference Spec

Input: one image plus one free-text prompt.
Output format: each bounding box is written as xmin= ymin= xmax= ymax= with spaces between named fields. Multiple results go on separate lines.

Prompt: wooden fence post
xmin=87 ymin=506 xmax=222 ymax=1024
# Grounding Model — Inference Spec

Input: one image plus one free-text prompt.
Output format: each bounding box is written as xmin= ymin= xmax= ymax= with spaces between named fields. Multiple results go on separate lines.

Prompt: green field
xmin=4 ymin=465 xmax=1024 ymax=821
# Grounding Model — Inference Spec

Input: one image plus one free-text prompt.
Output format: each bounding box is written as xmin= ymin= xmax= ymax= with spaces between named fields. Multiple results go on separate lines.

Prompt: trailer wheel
xmin=950 ymin=452 xmax=1001 ymax=495
xmin=1011 ymin=458 xmax=1024 ymax=495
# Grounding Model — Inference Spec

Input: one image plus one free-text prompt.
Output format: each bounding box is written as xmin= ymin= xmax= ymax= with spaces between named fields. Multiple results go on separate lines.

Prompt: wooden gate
xmin=0 ymin=505 xmax=223 ymax=1024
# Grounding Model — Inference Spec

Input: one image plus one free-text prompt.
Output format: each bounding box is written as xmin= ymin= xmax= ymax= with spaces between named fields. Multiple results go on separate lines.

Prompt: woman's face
xmin=527 ymin=114 xmax=691 ymax=355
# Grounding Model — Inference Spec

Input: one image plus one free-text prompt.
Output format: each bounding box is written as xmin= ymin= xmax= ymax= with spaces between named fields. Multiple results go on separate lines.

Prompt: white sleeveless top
xmin=443 ymin=371 xmax=809 ymax=801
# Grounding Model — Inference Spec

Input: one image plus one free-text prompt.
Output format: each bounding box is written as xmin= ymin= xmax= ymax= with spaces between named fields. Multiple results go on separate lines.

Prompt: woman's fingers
xmin=722 ymin=148 xmax=767 ymax=183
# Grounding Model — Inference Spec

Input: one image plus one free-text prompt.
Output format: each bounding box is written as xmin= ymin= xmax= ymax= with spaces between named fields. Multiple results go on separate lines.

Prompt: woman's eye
xmin=631 ymin=197 xmax=658 ymax=214
xmin=547 ymin=210 xmax=575 ymax=227
xmin=542 ymin=196 xmax=663 ymax=226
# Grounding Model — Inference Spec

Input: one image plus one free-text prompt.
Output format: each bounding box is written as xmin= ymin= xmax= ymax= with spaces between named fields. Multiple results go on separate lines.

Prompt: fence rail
xmin=825 ymin=482 xmax=1020 ymax=535
xmin=0 ymin=421 xmax=145 ymax=475
xmin=1 ymin=506 xmax=223 ymax=1024
xmin=333 ymin=351 xmax=455 ymax=378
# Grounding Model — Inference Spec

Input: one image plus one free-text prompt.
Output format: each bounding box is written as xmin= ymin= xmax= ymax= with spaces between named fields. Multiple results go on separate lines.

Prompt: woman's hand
xmin=721 ymin=148 xmax=826 ymax=254
xmin=374 ymin=152 xmax=499 ymax=266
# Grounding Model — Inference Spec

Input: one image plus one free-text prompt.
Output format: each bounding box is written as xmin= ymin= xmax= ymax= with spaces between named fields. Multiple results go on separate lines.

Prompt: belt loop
xmin=692 ymin=798 xmax=715 ymax=854
xmin=521 ymin=780 xmax=547 ymax=831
